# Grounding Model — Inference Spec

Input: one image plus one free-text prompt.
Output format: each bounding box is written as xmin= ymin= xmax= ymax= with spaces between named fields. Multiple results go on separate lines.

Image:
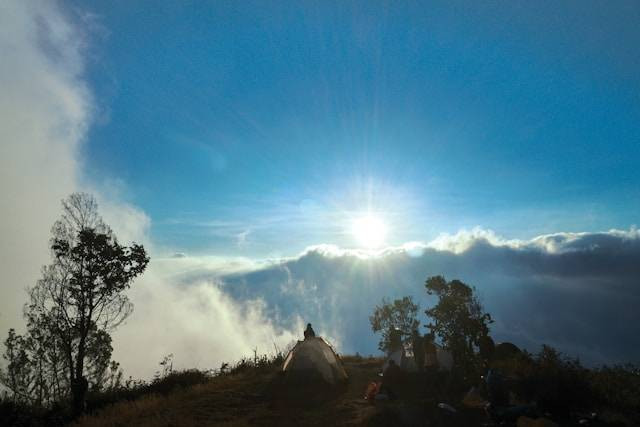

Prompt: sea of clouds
xmin=212 ymin=228 xmax=640 ymax=366
xmin=1 ymin=2 xmax=638 ymax=381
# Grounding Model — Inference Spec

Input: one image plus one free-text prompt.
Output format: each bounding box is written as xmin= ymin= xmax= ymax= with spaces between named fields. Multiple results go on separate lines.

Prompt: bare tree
xmin=1 ymin=193 xmax=149 ymax=415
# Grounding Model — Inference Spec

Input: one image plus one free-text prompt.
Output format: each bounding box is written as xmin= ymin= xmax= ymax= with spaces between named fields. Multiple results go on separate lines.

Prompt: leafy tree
xmin=0 ymin=193 xmax=149 ymax=415
xmin=369 ymin=296 xmax=420 ymax=353
xmin=424 ymin=275 xmax=493 ymax=375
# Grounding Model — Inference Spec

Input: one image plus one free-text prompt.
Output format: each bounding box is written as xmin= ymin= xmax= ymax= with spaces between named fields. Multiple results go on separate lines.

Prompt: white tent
xmin=383 ymin=348 xmax=414 ymax=372
xmin=282 ymin=337 xmax=348 ymax=384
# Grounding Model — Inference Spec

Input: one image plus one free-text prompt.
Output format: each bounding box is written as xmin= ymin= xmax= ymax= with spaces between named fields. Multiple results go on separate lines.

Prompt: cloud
xmin=0 ymin=2 xmax=299 ymax=381
xmin=110 ymin=270 xmax=301 ymax=380
xmin=0 ymin=0 xmax=88 ymax=332
xmin=206 ymin=228 xmax=640 ymax=365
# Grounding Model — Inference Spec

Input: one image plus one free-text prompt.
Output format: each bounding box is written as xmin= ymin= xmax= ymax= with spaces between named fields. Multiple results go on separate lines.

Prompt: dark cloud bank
xmin=205 ymin=229 xmax=640 ymax=366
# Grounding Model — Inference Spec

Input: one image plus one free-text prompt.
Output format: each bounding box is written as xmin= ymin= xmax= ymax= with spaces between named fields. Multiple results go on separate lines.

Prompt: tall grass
xmin=0 ymin=349 xmax=286 ymax=426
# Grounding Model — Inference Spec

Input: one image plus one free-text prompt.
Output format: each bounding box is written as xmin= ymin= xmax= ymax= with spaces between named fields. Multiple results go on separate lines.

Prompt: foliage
xmin=490 ymin=344 xmax=640 ymax=423
xmin=369 ymin=296 xmax=420 ymax=353
xmin=590 ymin=363 xmax=640 ymax=413
xmin=424 ymin=276 xmax=493 ymax=375
xmin=0 ymin=193 xmax=149 ymax=415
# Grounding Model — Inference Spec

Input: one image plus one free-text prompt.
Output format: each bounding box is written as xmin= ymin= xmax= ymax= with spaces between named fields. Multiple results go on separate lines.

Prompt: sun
xmin=351 ymin=215 xmax=387 ymax=249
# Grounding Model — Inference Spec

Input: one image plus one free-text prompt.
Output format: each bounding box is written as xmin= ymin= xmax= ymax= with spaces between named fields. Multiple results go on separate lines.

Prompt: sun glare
xmin=351 ymin=215 xmax=387 ymax=249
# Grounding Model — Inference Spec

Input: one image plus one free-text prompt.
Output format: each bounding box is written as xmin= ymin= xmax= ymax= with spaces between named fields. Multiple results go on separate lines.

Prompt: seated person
xmin=380 ymin=359 xmax=402 ymax=399
xmin=424 ymin=333 xmax=438 ymax=369
xmin=304 ymin=323 xmax=316 ymax=339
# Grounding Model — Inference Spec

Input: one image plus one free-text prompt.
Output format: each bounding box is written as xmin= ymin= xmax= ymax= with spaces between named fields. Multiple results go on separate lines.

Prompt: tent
xmin=424 ymin=344 xmax=454 ymax=371
xmin=282 ymin=337 xmax=348 ymax=384
xmin=383 ymin=348 xmax=411 ymax=372
xmin=383 ymin=344 xmax=453 ymax=372
xmin=493 ymin=342 xmax=521 ymax=361
xmin=382 ymin=347 xmax=425 ymax=372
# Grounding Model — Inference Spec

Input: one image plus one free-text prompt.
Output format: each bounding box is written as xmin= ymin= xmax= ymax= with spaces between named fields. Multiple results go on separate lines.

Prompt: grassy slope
xmin=73 ymin=355 xmax=636 ymax=427
xmin=74 ymin=356 xmax=388 ymax=427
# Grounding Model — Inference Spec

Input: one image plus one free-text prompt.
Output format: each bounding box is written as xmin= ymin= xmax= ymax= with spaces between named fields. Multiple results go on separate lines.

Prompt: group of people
xmin=301 ymin=321 xmax=533 ymax=422
xmin=410 ymin=329 xmax=438 ymax=372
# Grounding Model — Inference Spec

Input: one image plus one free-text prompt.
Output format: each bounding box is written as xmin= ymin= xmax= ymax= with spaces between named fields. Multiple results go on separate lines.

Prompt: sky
xmin=77 ymin=1 xmax=640 ymax=256
xmin=1 ymin=1 xmax=640 ymax=379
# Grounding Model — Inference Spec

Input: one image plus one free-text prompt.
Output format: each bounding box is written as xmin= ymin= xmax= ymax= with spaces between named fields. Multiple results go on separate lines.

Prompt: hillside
xmin=71 ymin=355 xmax=638 ymax=427
xmin=72 ymin=356 xmax=478 ymax=427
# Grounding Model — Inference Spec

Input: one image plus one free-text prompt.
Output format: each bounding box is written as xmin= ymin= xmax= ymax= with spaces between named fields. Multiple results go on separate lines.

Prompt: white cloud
xmin=0 ymin=2 xmax=300 ymax=381
xmin=212 ymin=228 xmax=640 ymax=365
xmin=111 ymin=273 xmax=301 ymax=379
xmin=427 ymin=227 xmax=523 ymax=253
xmin=0 ymin=1 xmax=88 ymax=333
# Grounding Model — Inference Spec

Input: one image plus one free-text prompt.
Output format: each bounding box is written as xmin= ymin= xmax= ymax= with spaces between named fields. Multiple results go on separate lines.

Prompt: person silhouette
xmin=304 ymin=323 xmax=316 ymax=339
xmin=411 ymin=329 xmax=425 ymax=372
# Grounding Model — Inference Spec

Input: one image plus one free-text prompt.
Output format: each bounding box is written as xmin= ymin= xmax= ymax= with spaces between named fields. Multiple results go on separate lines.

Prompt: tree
xmin=0 ymin=193 xmax=149 ymax=414
xmin=424 ymin=275 xmax=493 ymax=375
xmin=369 ymin=296 xmax=420 ymax=353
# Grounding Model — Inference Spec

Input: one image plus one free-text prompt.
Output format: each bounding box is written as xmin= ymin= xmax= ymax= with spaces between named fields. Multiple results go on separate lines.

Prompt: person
xmin=486 ymin=369 xmax=509 ymax=407
xmin=411 ymin=329 xmax=425 ymax=372
xmin=380 ymin=359 xmax=402 ymax=399
xmin=388 ymin=328 xmax=403 ymax=353
xmin=423 ymin=333 xmax=437 ymax=370
xmin=304 ymin=323 xmax=316 ymax=339
xmin=478 ymin=334 xmax=495 ymax=368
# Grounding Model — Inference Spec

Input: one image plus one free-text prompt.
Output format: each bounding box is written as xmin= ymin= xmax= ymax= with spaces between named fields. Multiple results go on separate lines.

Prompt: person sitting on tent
xmin=304 ymin=323 xmax=316 ymax=339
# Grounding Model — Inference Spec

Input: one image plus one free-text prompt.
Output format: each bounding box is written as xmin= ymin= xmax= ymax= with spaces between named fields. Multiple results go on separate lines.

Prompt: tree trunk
xmin=72 ymin=334 xmax=87 ymax=417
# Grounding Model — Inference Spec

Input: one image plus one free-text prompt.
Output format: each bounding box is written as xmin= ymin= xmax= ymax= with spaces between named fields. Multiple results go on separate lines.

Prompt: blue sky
xmin=77 ymin=1 xmax=640 ymax=257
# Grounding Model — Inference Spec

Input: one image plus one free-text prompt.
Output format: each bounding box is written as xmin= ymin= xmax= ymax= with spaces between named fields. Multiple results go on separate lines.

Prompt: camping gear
xmin=282 ymin=336 xmax=348 ymax=384
xmin=462 ymin=386 xmax=488 ymax=408
xmin=437 ymin=403 xmax=457 ymax=413
xmin=364 ymin=381 xmax=381 ymax=400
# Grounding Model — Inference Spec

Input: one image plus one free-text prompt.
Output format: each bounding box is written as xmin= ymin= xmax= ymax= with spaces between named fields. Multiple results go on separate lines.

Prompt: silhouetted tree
xmin=424 ymin=275 xmax=493 ymax=376
xmin=369 ymin=296 xmax=420 ymax=353
xmin=0 ymin=193 xmax=149 ymax=415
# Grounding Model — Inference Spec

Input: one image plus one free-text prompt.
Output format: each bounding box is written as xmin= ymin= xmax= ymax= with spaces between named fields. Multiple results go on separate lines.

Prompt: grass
xmin=73 ymin=355 xmax=382 ymax=427
xmin=4 ymin=348 xmax=639 ymax=426
xmin=71 ymin=355 xmax=504 ymax=427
